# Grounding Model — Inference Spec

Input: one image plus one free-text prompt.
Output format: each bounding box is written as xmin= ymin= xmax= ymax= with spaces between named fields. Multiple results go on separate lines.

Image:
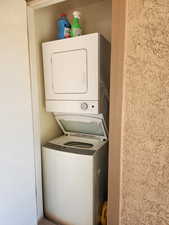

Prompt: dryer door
xmin=42 ymin=33 xmax=99 ymax=101
xmin=51 ymin=49 xmax=87 ymax=94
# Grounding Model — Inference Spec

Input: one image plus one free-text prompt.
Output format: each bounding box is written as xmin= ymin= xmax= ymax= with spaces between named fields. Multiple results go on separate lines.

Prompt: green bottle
xmin=71 ymin=11 xmax=82 ymax=37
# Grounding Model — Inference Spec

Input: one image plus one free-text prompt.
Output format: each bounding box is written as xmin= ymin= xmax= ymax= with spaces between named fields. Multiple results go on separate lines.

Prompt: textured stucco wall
xmin=120 ymin=0 xmax=169 ymax=224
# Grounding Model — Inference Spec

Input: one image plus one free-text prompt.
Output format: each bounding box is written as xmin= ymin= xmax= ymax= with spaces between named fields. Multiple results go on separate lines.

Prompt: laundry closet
xmin=29 ymin=0 xmax=112 ymax=224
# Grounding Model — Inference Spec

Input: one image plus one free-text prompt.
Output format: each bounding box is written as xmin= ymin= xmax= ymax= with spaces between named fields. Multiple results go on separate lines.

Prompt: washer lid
xmin=55 ymin=114 xmax=108 ymax=140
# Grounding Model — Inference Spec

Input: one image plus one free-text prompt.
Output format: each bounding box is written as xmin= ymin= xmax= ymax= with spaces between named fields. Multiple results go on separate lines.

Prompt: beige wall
xmin=55 ymin=0 xmax=112 ymax=42
xmin=120 ymin=0 xmax=169 ymax=224
xmin=37 ymin=0 xmax=112 ymax=41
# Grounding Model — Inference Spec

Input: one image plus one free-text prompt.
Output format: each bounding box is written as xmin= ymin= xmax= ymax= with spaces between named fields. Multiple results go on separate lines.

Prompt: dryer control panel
xmin=80 ymin=102 xmax=89 ymax=111
xmin=46 ymin=101 xmax=99 ymax=114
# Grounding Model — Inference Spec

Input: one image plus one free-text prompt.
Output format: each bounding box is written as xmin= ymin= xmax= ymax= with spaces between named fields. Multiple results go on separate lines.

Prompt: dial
xmin=81 ymin=102 xmax=88 ymax=110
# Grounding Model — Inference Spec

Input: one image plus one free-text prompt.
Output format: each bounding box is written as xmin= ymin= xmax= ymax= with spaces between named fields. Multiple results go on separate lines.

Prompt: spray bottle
xmin=71 ymin=11 xmax=82 ymax=37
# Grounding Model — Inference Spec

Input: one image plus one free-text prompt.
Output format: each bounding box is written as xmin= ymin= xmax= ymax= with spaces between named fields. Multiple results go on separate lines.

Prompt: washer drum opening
xmin=64 ymin=141 xmax=93 ymax=149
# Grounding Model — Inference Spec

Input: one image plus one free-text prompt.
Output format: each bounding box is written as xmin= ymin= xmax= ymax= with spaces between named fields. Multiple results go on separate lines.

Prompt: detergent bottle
xmin=57 ymin=13 xmax=71 ymax=39
xmin=71 ymin=11 xmax=82 ymax=37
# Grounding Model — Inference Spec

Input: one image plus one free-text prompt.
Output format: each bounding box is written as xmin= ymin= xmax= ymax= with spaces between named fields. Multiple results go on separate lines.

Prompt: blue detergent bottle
xmin=57 ymin=13 xmax=71 ymax=39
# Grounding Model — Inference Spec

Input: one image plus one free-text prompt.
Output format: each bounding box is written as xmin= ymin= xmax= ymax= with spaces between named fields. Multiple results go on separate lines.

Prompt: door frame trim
xmin=27 ymin=0 xmax=66 ymax=9
xmin=26 ymin=0 xmax=67 ymax=221
xmin=107 ymin=0 xmax=126 ymax=224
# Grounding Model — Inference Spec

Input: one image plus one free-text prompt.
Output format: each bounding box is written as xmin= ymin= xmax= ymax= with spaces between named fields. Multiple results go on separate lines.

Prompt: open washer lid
xmin=54 ymin=114 xmax=108 ymax=141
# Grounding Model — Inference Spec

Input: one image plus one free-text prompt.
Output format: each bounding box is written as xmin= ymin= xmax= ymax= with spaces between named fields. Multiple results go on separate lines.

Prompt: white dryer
xmin=42 ymin=33 xmax=110 ymax=117
xmin=42 ymin=114 xmax=108 ymax=225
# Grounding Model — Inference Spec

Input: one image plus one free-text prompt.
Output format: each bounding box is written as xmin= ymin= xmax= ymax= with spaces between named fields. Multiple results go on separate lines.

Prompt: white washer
xmin=42 ymin=114 xmax=108 ymax=225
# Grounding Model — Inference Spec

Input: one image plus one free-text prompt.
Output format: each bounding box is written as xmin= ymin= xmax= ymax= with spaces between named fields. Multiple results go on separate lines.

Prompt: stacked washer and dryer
xmin=42 ymin=33 xmax=110 ymax=225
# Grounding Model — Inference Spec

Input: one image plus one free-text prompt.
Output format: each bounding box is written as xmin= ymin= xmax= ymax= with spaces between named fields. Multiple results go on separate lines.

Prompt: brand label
xmin=72 ymin=28 xmax=82 ymax=36
xmin=64 ymin=27 xmax=71 ymax=38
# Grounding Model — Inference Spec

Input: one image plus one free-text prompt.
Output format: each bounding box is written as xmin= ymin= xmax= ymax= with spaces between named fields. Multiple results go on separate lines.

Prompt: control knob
xmin=81 ymin=102 xmax=88 ymax=110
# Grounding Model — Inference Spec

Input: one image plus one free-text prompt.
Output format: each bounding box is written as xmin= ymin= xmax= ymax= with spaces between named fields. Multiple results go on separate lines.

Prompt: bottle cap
xmin=73 ymin=11 xmax=81 ymax=19
xmin=60 ymin=13 xmax=67 ymax=17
